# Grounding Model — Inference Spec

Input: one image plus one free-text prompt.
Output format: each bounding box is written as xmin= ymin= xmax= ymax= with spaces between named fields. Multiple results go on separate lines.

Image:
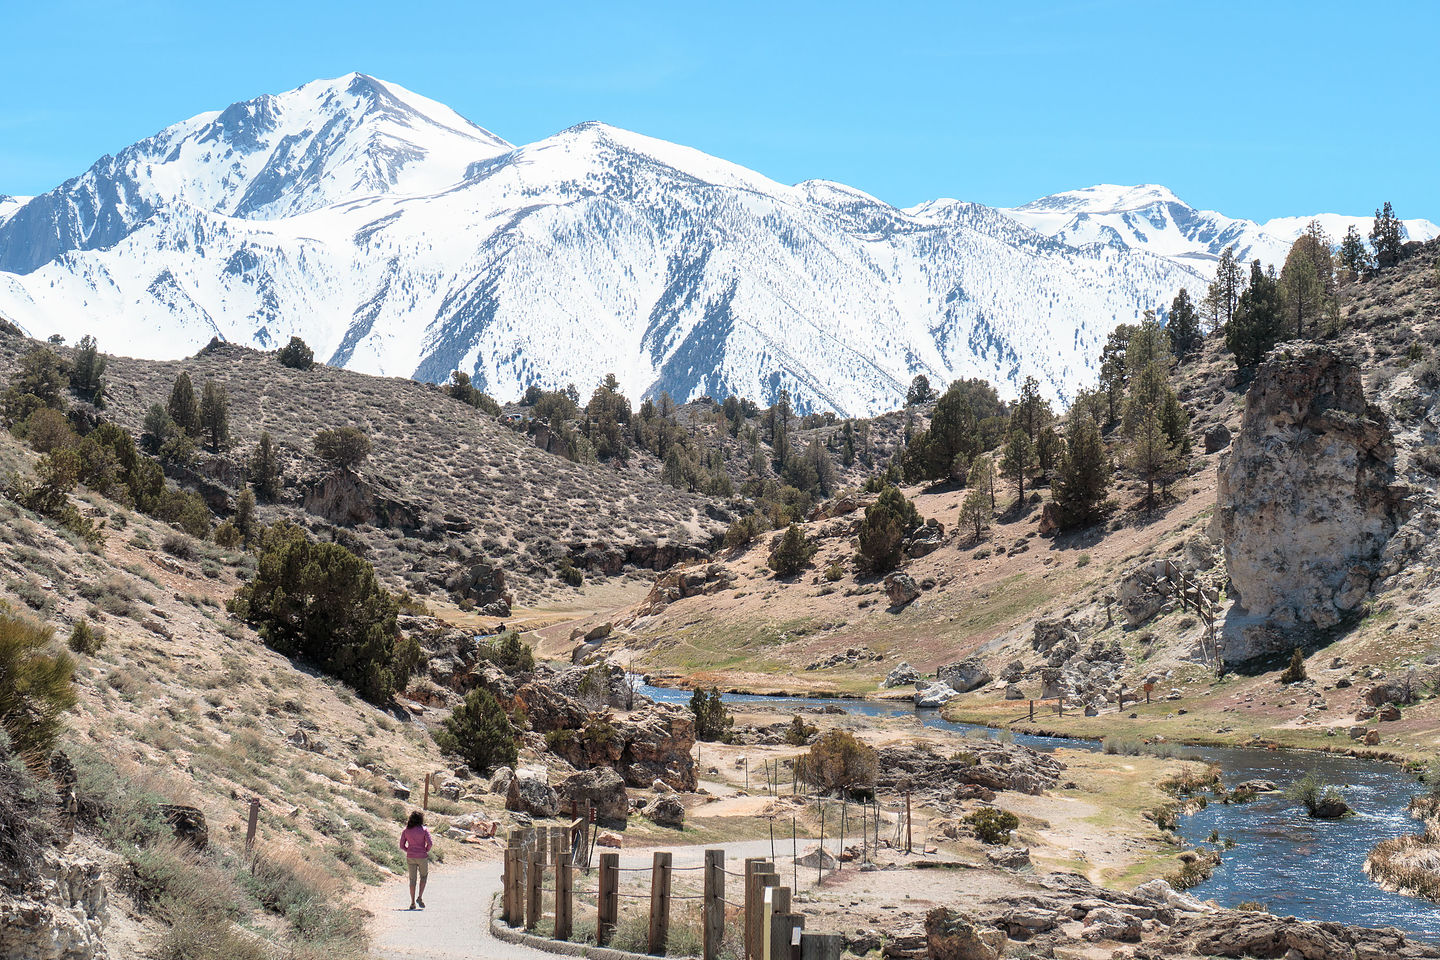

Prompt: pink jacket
xmin=400 ymin=825 xmax=433 ymax=860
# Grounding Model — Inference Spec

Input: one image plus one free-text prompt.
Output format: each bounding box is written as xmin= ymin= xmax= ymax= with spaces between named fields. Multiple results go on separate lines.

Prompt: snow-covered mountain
xmin=0 ymin=75 xmax=1411 ymax=416
xmin=1000 ymin=184 xmax=1438 ymax=279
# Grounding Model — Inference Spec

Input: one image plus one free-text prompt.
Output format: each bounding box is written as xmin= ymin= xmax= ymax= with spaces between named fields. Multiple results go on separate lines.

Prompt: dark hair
xmin=407 ymin=811 xmax=424 ymax=829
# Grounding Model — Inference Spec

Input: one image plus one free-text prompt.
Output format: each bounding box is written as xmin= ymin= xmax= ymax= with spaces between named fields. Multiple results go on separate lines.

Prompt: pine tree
xmin=233 ymin=487 xmax=257 ymax=546
xmin=1128 ymin=411 xmax=1177 ymax=509
xmin=768 ymin=524 xmax=817 ymax=577
xmin=968 ymin=454 xmax=997 ymax=510
xmin=1206 ymin=246 xmax=1246 ymax=335
xmin=1000 ymin=429 xmax=1035 ymax=503
xmin=1014 ymin=375 xmax=1052 ymax=441
xmin=167 ymin=372 xmax=200 ymax=438
xmin=276 ymin=336 xmax=315 ymax=370
xmin=1051 ymin=413 xmax=1111 ymax=529
xmin=1227 ymin=260 xmax=1285 ymax=369
xmin=1279 ymin=224 xmax=1333 ymax=338
xmin=70 ymin=335 xmax=107 ymax=407
xmin=250 ymin=431 xmax=281 ymax=501
xmin=1337 ymin=225 xmax=1372 ymax=282
xmin=1370 ymin=201 xmax=1405 ymax=269
xmin=906 ymin=374 xmax=935 ymax=405
xmin=141 ymin=403 xmax=173 ymax=454
xmin=198 ymin=380 xmax=230 ymax=452
xmin=959 ymin=485 xmax=990 ymax=542
xmin=2 ymin=346 xmax=69 ymax=427
xmin=1167 ymin=288 xmax=1201 ymax=358
xmin=856 ymin=485 xmax=921 ymax=573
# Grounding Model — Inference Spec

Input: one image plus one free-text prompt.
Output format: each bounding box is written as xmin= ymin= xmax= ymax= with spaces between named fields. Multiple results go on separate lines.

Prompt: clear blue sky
xmin=2 ymin=0 xmax=1435 ymax=222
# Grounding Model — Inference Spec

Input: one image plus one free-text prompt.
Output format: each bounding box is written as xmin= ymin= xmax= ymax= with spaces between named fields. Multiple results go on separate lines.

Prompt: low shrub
xmin=797 ymin=730 xmax=877 ymax=793
xmin=68 ymin=620 xmax=105 ymax=655
xmin=965 ymin=807 xmax=1019 ymax=845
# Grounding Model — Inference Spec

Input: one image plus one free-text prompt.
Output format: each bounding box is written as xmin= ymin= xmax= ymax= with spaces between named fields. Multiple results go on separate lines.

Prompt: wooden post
xmin=526 ymin=850 xmax=543 ymax=930
xmin=245 ymin=798 xmax=260 ymax=852
xmin=787 ymin=915 xmax=807 ymax=960
xmin=555 ymin=852 xmax=573 ymax=941
xmin=422 ymin=772 xmax=430 ymax=812
xmin=502 ymin=847 xmax=517 ymax=924
xmin=597 ymin=853 xmax=619 ymax=945
xmin=648 ymin=851 xmax=673 ymax=956
xmin=551 ymin=826 xmax=567 ymax=869
xmin=703 ymin=849 xmax=724 ymax=960
xmin=537 ymin=824 xmax=549 ymax=862
xmin=770 ymin=909 xmax=800 ymax=960
xmin=1028 ymin=699 xmax=1035 ymax=721
xmin=745 ymin=757 xmax=749 ymax=792
xmin=799 ymin=932 xmax=844 ymax=960
xmin=744 ymin=860 xmax=774 ymax=960
xmin=763 ymin=887 xmax=791 ymax=960
xmin=905 ymin=791 xmax=912 ymax=854
xmin=839 ymin=796 xmax=847 ymax=870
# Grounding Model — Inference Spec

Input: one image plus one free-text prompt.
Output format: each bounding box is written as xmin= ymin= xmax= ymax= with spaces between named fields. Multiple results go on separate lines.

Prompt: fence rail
xmin=501 ymin=826 xmax=844 ymax=960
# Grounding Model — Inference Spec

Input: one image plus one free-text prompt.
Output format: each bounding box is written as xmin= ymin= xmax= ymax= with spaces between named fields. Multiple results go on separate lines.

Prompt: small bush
xmin=689 ymin=688 xmax=732 ymax=742
xmin=823 ymin=562 xmax=844 ymax=582
xmin=0 ymin=608 xmax=77 ymax=756
xmin=797 ymin=730 xmax=877 ymax=793
xmin=433 ymin=688 xmax=518 ymax=774
xmin=477 ymin=631 xmax=534 ymax=674
xmin=312 ymin=427 xmax=371 ymax=470
xmin=276 ymin=336 xmax=315 ymax=370
xmin=964 ymin=807 xmax=1019 ymax=845
xmin=162 ymin=533 xmax=196 ymax=560
xmin=68 ymin=620 xmax=105 ymax=656
xmin=784 ymin=715 xmax=817 ymax=746
xmin=1279 ymin=647 xmax=1307 ymax=684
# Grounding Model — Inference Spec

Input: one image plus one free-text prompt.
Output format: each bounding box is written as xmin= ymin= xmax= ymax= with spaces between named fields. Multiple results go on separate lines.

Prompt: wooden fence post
xmin=551 ymin=826 xmax=567 ymax=870
xmin=526 ymin=850 xmax=543 ymax=930
xmin=555 ymin=851 xmax=573 ymax=941
xmin=648 ymin=851 xmax=672 ymax=956
xmin=905 ymin=792 xmax=912 ymax=854
xmin=799 ymin=932 xmax=844 ymax=960
xmin=703 ymin=849 xmax=724 ymax=960
xmin=770 ymin=909 xmax=800 ymax=960
xmin=1028 ymin=699 xmax=1035 ymax=721
xmin=744 ymin=859 xmax=774 ymax=960
xmin=537 ymin=825 xmax=549 ymax=862
xmin=245 ymin=797 xmax=260 ymax=852
xmin=597 ymin=853 xmax=619 ymax=945
xmin=422 ymin=772 xmax=430 ymax=812
xmin=763 ymin=887 xmax=791 ymax=960
xmin=786 ymin=915 xmax=806 ymax=960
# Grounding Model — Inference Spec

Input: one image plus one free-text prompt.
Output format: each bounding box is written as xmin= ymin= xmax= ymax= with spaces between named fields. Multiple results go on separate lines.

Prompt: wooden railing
xmin=501 ymin=826 xmax=845 ymax=960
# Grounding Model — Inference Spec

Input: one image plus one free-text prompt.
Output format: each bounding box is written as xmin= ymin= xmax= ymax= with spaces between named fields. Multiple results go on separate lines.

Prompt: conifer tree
xmin=250 ymin=431 xmax=281 ymax=501
xmin=198 ymin=380 xmax=230 ymax=452
xmin=1000 ymin=429 xmax=1035 ymax=503
xmin=967 ymin=454 xmax=996 ymax=511
xmin=1128 ymin=411 xmax=1177 ymax=509
xmin=1279 ymin=224 xmax=1333 ymax=338
xmin=2 ymin=346 xmax=68 ymax=427
xmin=1051 ymin=413 xmax=1111 ymax=529
xmin=1205 ymin=246 xmax=1246 ymax=335
xmin=167 ymin=372 xmax=200 ymax=438
xmin=70 ymin=335 xmax=107 ymax=407
xmin=1167 ymin=288 xmax=1201 ymax=358
xmin=856 ymin=485 xmax=921 ymax=573
xmin=1226 ymin=260 xmax=1285 ymax=369
xmin=959 ymin=485 xmax=990 ymax=542
xmin=1014 ymin=375 xmax=1052 ymax=441
xmin=1337 ymin=225 xmax=1372 ymax=282
xmin=233 ymin=487 xmax=257 ymax=546
xmin=1370 ymin=201 xmax=1404 ymax=269
xmin=906 ymin=374 xmax=935 ymax=405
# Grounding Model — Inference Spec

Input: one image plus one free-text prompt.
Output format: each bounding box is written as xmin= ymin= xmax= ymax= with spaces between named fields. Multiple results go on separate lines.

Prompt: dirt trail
xmin=366 ymin=840 xmax=780 ymax=960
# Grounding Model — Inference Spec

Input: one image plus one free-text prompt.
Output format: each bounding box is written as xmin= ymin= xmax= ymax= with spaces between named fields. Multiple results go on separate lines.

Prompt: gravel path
xmin=368 ymin=839 xmax=785 ymax=959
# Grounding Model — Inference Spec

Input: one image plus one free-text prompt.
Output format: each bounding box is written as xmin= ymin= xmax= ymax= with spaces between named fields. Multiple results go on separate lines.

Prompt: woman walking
xmin=400 ymin=810 xmax=433 ymax=909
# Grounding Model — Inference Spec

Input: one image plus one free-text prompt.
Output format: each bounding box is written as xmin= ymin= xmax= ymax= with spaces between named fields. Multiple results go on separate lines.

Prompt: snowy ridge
xmin=0 ymin=75 xmax=1420 ymax=416
xmin=1002 ymin=184 xmax=1438 ymax=279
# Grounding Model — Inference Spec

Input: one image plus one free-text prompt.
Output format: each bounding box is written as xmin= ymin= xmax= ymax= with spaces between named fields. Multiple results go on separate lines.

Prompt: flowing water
xmin=638 ymin=683 xmax=1440 ymax=938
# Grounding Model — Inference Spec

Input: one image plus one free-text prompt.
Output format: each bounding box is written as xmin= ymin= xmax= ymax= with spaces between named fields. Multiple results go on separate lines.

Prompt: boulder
xmin=1203 ymin=423 xmax=1232 ymax=454
xmin=914 ymin=682 xmax=959 ymax=708
xmin=1132 ymin=878 xmax=1209 ymax=913
xmin=923 ymin=907 xmax=1006 ymax=960
xmin=559 ymin=768 xmax=629 ymax=827
xmin=505 ymin=776 xmax=560 ymax=818
xmin=903 ymin=522 xmax=946 ymax=559
xmin=649 ymin=794 xmax=685 ymax=828
xmin=1082 ymin=906 xmax=1142 ymax=942
xmin=993 ymin=906 xmax=1058 ymax=938
xmin=1004 ymin=683 xmax=1025 ymax=700
xmin=0 ymin=853 xmax=108 ymax=960
xmin=1038 ymin=501 xmax=1062 ymax=536
xmin=489 ymin=766 xmax=515 ymax=794
xmin=1142 ymin=911 xmax=1440 ymax=960
xmin=1218 ymin=344 xmax=1406 ymax=664
xmin=937 ymin=658 xmax=992 ymax=694
xmin=1379 ymin=703 xmax=1402 ymax=722
xmin=884 ymin=662 xmax=921 ymax=688
xmin=1117 ymin=560 xmax=1171 ymax=628
xmin=985 ymin=845 xmax=1031 ymax=870
xmin=1311 ymin=795 xmax=1352 ymax=819
xmin=885 ymin=573 xmax=921 ymax=608
xmin=158 ymin=804 xmax=208 ymax=850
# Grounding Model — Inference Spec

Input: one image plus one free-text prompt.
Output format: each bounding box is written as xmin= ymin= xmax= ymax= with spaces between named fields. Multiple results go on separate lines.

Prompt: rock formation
xmin=1218 ymin=344 xmax=1407 ymax=663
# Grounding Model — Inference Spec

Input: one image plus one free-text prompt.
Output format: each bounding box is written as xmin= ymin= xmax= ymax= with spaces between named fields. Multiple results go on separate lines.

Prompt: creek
xmin=639 ymin=683 xmax=1440 ymax=938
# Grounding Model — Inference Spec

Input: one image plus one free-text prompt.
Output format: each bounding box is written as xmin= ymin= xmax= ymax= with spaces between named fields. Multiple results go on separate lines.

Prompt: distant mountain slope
xmin=1 ymin=76 xmax=1425 ymax=415
xmin=1000 ymin=183 xmax=1438 ymax=279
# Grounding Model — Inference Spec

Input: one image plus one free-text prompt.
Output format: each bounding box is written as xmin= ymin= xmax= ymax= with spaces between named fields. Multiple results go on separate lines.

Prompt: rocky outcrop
xmin=444 ymin=560 xmax=512 ymax=617
xmin=303 ymin=466 xmax=423 ymax=530
xmin=545 ymin=707 xmax=697 ymax=791
xmin=914 ymin=682 xmax=958 ymax=708
xmin=1218 ymin=344 xmax=1407 ymax=663
xmin=884 ymin=662 xmax=920 ymax=688
xmin=874 ymin=741 xmax=1063 ymax=797
xmin=559 ymin=769 xmax=628 ymax=828
xmin=902 ymin=520 xmax=946 ymax=559
xmin=505 ymin=776 xmax=560 ymax=818
xmin=1136 ymin=911 xmax=1440 ymax=960
xmin=550 ymin=661 xmax=645 ymax=711
xmin=937 ymin=658 xmax=991 ymax=693
xmin=0 ymin=853 xmax=109 ymax=960
xmin=924 ymin=907 xmax=1006 ymax=960
xmin=628 ymin=563 xmax=736 ymax=619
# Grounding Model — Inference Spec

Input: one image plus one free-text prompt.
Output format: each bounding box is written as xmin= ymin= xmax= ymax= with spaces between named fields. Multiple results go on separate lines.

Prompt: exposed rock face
xmin=0 ymin=853 xmax=109 ymax=960
xmin=444 ymin=560 xmax=512 ymax=617
xmin=1136 ymin=911 xmax=1440 ymax=960
xmin=551 ymin=662 xmax=645 ymax=711
xmin=545 ymin=707 xmax=697 ymax=791
xmin=924 ymin=907 xmax=1006 ymax=960
xmin=1218 ymin=344 xmax=1406 ymax=663
xmin=884 ymin=572 xmax=921 ymax=608
xmin=875 ymin=741 xmax=1063 ymax=797
xmin=937 ymin=658 xmax=992 ymax=693
xmin=628 ymin=563 xmax=736 ymax=619
xmin=505 ymin=776 xmax=560 ymax=818
xmin=303 ymin=466 xmax=422 ymax=529
xmin=648 ymin=794 xmax=685 ymax=828
xmin=884 ymin=662 xmax=920 ymax=688
xmin=559 ymin=769 xmax=628 ymax=827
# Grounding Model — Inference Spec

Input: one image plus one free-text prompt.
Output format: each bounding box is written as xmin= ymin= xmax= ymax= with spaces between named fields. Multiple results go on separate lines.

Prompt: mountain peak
xmin=1013 ymin=183 xmax=1185 ymax=215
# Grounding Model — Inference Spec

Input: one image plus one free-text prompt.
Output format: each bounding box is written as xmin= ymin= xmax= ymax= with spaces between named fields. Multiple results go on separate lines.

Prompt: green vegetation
xmin=229 ymin=523 xmax=418 ymax=702
xmin=0 ymin=606 xmax=77 ymax=756
xmin=964 ymin=807 xmax=1019 ymax=845
xmin=434 ymin=688 xmax=518 ymax=774
xmin=1279 ymin=647 xmax=1307 ymax=684
xmin=249 ymin=431 xmax=281 ymax=500
xmin=1051 ymin=413 xmax=1111 ymax=529
xmin=856 ymin=484 xmax=921 ymax=573
xmin=313 ymin=427 xmax=372 ymax=470
xmin=797 ymin=729 xmax=877 ymax=793
xmin=1287 ymin=772 xmax=1349 ymax=818
xmin=767 ymin=523 xmax=817 ymax=577
xmin=477 ymin=630 xmax=535 ymax=673
xmin=67 ymin=619 xmax=105 ymax=656
xmin=688 ymin=687 xmax=732 ymax=742
xmin=446 ymin=370 xmax=502 ymax=416
xmin=276 ymin=336 xmax=315 ymax=370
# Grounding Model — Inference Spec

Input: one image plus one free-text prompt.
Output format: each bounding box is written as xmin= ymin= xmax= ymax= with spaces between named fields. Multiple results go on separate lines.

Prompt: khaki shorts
xmin=407 ymin=858 xmax=429 ymax=882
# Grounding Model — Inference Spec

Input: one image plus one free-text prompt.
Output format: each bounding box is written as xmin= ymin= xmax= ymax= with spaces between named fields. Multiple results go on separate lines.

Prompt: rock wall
xmin=1217 ymin=344 xmax=1407 ymax=663
xmin=0 ymin=853 xmax=108 ymax=960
